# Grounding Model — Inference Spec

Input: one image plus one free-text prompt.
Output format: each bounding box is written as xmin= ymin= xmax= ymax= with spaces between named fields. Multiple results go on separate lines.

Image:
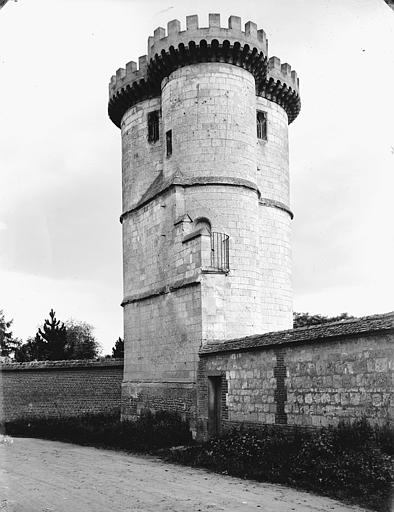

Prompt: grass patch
xmin=168 ymin=419 xmax=393 ymax=512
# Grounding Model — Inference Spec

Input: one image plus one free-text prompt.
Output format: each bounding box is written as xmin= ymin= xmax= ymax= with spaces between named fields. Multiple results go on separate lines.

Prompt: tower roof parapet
xmin=257 ymin=56 xmax=300 ymax=124
xmin=108 ymin=14 xmax=301 ymax=127
xmin=147 ymin=14 xmax=268 ymax=61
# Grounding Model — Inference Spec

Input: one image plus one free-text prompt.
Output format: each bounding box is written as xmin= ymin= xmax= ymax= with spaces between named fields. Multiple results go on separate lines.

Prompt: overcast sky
xmin=0 ymin=0 xmax=393 ymax=354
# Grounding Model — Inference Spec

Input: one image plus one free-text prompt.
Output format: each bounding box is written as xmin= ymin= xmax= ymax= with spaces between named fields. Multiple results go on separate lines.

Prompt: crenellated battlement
xmin=108 ymin=14 xmax=301 ymax=127
xmin=147 ymin=14 xmax=268 ymax=61
xmin=108 ymin=53 xmax=157 ymax=128
xmin=258 ymin=55 xmax=301 ymax=124
xmin=267 ymin=56 xmax=299 ymax=92
xmin=108 ymin=55 xmax=148 ymax=97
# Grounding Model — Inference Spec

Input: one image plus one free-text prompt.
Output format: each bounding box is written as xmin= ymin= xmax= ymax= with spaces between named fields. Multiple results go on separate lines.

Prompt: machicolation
xmin=108 ymin=14 xmax=301 ymax=128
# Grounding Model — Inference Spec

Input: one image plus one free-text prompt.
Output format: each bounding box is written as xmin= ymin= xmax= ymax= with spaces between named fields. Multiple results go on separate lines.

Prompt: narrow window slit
xmin=257 ymin=110 xmax=267 ymax=140
xmin=166 ymin=129 xmax=172 ymax=157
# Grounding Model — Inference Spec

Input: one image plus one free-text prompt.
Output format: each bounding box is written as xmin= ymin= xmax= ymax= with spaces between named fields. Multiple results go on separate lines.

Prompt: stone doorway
xmin=208 ymin=376 xmax=222 ymax=437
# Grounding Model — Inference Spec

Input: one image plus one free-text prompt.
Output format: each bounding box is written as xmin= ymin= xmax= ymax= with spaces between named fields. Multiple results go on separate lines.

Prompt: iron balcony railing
xmin=210 ymin=232 xmax=229 ymax=272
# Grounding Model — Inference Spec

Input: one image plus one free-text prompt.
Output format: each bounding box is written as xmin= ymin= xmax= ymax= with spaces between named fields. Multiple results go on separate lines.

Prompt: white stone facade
xmin=109 ymin=14 xmax=300 ymax=421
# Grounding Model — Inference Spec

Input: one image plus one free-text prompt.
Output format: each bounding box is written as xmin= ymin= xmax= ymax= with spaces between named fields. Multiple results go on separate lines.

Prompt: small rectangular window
xmin=166 ymin=129 xmax=172 ymax=157
xmin=148 ymin=110 xmax=160 ymax=143
xmin=257 ymin=110 xmax=267 ymax=140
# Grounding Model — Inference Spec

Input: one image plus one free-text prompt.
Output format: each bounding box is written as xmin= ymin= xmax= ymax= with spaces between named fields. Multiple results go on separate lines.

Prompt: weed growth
xmin=4 ymin=410 xmax=192 ymax=452
xmin=169 ymin=419 xmax=393 ymax=512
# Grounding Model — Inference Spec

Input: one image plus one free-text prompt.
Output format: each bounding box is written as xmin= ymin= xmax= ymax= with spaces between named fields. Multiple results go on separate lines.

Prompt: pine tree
xmin=15 ymin=313 xmax=100 ymax=362
xmin=37 ymin=309 xmax=67 ymax=360
xmin=112 ymin=337 xmax=124 ymax=358
xmin=0 ymin=309 xmax=21 ymax=358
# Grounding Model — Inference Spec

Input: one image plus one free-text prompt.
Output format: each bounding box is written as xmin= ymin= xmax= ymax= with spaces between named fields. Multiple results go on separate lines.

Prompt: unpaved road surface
xmin=0 ymin=437 xmax=366 ymax=512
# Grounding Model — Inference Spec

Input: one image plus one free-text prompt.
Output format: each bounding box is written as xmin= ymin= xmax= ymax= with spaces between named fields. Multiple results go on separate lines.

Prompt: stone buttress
xmin=108 ymin=14 xmax=301 ymax=432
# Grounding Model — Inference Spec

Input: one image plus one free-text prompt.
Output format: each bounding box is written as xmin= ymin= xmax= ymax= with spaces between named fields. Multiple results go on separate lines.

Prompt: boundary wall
xmin=0 ymin=359 xmax=124 ymax=422
xmin=197 ymin=313 xmax=394 ymax=439
xmin=2 ymin=313 xmax=393 ymax=437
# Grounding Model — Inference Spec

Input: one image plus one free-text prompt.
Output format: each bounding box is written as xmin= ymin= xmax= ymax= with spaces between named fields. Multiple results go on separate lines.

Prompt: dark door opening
xmin=208 ymin=376 xmax=222 ymax=437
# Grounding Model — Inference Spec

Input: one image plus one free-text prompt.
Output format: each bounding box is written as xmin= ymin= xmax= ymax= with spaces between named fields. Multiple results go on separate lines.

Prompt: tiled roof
xmin=200 ymin=312 xmax=394 ymax=355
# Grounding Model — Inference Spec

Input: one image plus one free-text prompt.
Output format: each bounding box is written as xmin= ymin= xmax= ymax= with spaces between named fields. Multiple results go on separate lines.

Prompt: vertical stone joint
xmin=274 ymin=349 xmax=287 ymax=424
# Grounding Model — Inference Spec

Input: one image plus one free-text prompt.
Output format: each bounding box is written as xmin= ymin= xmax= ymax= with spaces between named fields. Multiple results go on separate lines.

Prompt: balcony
xmin=210 ymin=232 xmax=229 ymax=273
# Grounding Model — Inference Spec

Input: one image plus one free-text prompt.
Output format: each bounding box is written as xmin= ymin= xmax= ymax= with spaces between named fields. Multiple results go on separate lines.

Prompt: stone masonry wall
xmin=185 ymin=184 xmax=261 ymax=339
xmin=285 ymin=334 xmax=393 ymax=427
xmin=255 ymin=96 xmax=289 ymax=205
xmin=258 ymin=206 xmax=292 ymax=332
xmin=121 ymin=97 xmax=162 ymax=212
xmin=0 ymin=360 xmax=123 ymax=422
xmin=121 ymin=382 xmax=197 ymax=434
xmin=123 ymin=283 xmax=201 ymax=383
xmin=161 ymin=63 xmax=256 ymax=183
xmin=256 ymin=95 xmax=292 ymax=331
xmin=122 ymin=188 xmax=202 ymax=299
xmin=198 ymin=314 xmax=394 ymax=438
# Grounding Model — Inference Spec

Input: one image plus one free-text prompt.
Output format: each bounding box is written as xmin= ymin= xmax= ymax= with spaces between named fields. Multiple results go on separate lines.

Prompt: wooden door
xmin=208 ymin=376 xmax=222 ymax=437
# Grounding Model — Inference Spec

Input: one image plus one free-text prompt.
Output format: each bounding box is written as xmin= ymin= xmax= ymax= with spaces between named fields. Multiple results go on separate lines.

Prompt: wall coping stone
xmin=0 ymin=359 xmax=124 ymax=372
xmin=200 ymin=312 xmax=394 ymax=355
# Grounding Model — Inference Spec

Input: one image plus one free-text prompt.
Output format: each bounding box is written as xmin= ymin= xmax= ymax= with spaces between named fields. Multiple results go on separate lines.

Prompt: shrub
xmin=291 ymin=421 xmax=393 ymax=508
xmin=169 ymin=420 xmax=394 ymax=512
xmin=374 ymin=422 xmax=394 ymax=457
xmin=4 ymin=410 xmax=192 ymax=452
xmin=5 ymin=414 xmax=393 ymax=511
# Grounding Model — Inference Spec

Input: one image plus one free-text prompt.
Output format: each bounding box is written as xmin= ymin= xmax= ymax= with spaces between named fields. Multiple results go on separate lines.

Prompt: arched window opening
xmin=191 ymin=217 xmax=229 ymax=272
xmin=194 ymin=217 xmax=211 ymax=235
xmin=257 ymin=110 xmax=267 ymax=140
xmin=147 ymin=110 xmax=160 ymax=143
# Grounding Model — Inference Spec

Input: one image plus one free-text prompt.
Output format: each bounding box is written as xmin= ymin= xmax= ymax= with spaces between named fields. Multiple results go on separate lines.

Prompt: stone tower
xmin=108 ymin=14 xmax=301 ymax=422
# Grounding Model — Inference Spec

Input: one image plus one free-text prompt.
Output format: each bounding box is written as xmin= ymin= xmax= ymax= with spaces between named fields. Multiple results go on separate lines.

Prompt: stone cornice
xmin=120 ymin=177 xmax=294 ymax=222
xmin=120 ymin=175 xmax=260 ymax=223
xmin=259 ymin=198 xmax=294 ymax=219
xmin=121 ymin=273 xmax=201 ymax=306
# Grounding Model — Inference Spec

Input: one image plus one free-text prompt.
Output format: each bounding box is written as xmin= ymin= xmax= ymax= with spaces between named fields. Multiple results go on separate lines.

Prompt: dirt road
xmin=0 ymin=437 xmax=366 ymax=512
